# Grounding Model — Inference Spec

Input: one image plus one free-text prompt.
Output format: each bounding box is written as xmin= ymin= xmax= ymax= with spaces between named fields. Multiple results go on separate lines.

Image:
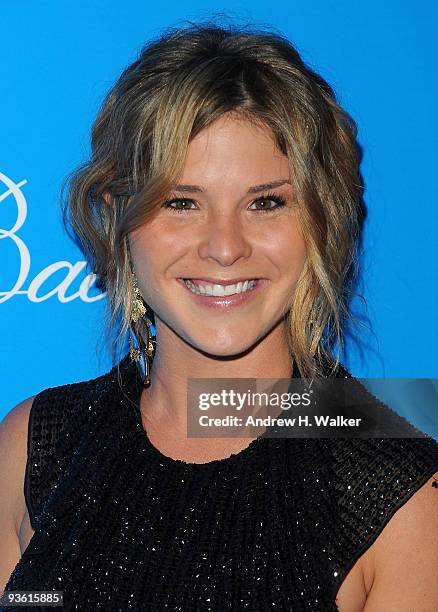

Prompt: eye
xmin=248 ymin=193 xmax=287 ymax=213
xmin=161 ymin=198 xmax=197 ymax=214
xmin=161 ymin=193 xmax=288 ymax=215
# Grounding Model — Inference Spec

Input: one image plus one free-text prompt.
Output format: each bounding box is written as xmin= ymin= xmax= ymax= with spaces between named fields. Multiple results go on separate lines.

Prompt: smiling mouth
xmin=181 ymin=278 xmax=260 ymax=297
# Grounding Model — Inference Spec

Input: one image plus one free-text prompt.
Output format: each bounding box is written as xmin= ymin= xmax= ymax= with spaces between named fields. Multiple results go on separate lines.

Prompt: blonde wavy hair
xmin=62 ymin=20 xmax=363 ymax=378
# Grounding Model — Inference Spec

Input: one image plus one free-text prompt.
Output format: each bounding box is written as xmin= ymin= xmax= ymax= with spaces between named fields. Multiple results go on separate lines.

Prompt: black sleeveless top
xmin=4 ymin=356 xmax=438 ymax=611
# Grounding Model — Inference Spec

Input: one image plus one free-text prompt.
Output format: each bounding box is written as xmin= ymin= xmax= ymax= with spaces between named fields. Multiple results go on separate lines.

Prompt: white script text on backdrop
xmin=0 ymin=171 xmax=105 ymax=303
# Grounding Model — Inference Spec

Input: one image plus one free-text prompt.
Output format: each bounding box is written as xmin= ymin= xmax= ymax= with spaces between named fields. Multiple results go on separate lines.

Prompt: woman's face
xmin=129 ymin=113 xmax=307 ymax=356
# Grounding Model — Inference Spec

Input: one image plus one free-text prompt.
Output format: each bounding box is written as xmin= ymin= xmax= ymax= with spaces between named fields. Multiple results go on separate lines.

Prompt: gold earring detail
xmin=128 ymin=271 xmax=156 ymax=387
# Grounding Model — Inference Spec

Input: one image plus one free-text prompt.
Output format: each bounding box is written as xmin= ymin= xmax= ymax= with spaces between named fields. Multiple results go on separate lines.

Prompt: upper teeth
xmin=184 ymin=279 xmax=257 ymax=297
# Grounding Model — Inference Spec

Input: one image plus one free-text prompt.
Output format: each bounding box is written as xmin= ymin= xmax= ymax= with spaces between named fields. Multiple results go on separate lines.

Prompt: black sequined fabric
xmin=3 ymin=356 xmax=438 ymax=611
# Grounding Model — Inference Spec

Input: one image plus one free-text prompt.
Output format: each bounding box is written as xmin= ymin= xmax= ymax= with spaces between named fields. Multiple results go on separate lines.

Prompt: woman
xmin=1 ymin=21 xmax=437 ymax=611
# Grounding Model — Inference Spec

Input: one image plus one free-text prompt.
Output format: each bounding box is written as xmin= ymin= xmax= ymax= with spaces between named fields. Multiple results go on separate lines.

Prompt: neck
xmin=139 ymin=317 xmax=294 ymax=437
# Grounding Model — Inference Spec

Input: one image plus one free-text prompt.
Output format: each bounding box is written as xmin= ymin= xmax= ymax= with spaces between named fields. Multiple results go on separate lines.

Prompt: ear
xmin=102 ymin=191 xmax=112 ymax=205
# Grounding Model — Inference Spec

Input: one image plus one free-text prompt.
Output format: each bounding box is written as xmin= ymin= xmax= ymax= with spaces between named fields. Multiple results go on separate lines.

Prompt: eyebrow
xmin=173 ymin=179 xmax=291 ymax=194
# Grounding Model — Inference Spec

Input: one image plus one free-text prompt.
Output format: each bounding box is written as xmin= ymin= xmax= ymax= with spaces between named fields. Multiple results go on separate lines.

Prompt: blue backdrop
xmin=1 ymin=1 xmax=437 ymax=418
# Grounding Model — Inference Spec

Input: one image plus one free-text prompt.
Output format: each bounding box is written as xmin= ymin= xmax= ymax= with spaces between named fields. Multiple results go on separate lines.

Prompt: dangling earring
xmin=128 ymin=270 xmax=156 ymax=387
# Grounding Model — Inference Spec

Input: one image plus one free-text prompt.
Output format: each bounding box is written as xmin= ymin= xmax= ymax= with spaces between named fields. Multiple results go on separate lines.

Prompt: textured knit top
xmin=3 ymin=355 xmax=438 ymax=612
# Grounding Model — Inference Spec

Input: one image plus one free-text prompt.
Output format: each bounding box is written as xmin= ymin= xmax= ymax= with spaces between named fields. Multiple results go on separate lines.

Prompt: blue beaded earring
xmin=128 ymin=270 xmax=156 ymax=387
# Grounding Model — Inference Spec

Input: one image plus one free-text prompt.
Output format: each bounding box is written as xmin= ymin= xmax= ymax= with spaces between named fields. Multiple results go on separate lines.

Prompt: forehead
xmin=179 ymin=114 xmax=290 ymax=186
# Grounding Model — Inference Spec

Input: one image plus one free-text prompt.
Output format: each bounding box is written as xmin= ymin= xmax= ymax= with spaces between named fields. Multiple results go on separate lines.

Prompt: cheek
xmin=266 ymin=222 xmax=307 ymax=278
xmin=292 ymin=230 xmax=308 ymax=269
xmin=288 ymin=220 xmax=307 ymax=260
xmin=130 ymin=221 xmax=188 ymax=266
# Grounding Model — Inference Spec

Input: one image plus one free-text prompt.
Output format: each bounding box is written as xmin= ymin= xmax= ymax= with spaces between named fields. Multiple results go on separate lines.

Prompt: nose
xmin=197 ymin=210 xmax=252 ymax=267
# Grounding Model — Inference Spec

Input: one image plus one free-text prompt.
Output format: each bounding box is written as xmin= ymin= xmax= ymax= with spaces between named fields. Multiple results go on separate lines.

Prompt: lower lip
xmin=177 ymin=279 xmax=269 ymax=309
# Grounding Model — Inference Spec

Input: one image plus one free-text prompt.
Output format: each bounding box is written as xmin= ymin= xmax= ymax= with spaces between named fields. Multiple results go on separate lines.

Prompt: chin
xmin=204 ymin=344 xmax=249 ymax=358
xmin=190 ymin=333 xmax=262 ymax=359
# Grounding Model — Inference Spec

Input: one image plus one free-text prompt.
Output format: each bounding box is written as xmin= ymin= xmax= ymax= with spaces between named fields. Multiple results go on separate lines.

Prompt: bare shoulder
xmin=0 ymin=397 xmax=35 ymax=535
xmin=363 ymin=471 xmax=438 ymax=611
